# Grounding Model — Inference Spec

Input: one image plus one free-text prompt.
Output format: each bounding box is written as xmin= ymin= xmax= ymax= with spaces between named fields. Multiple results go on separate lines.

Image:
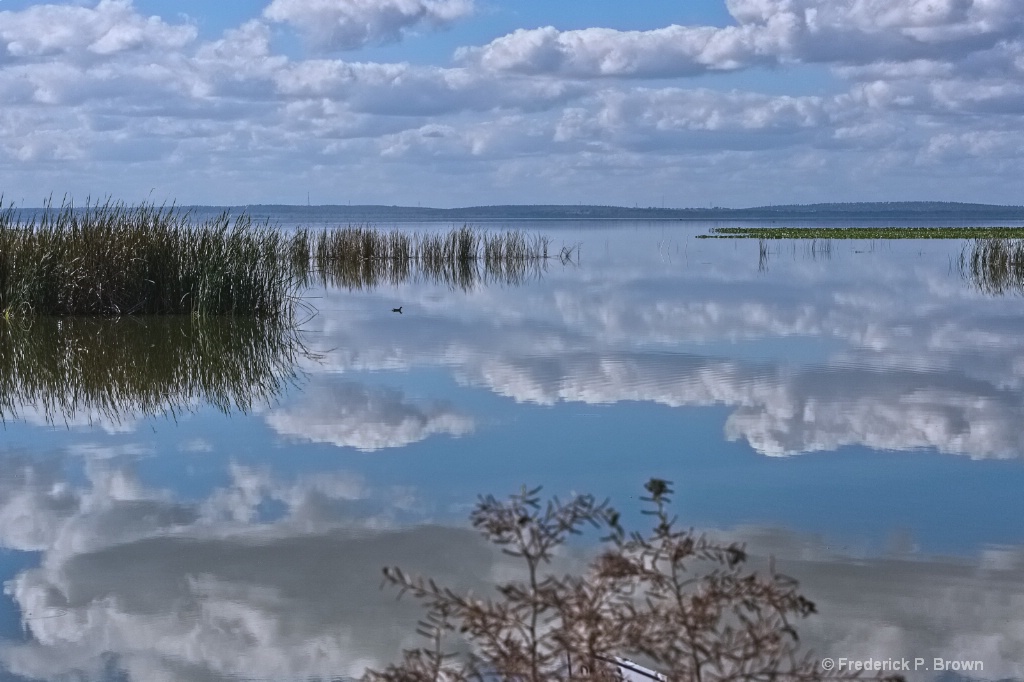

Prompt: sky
xmin=1 ymin=0 xmax=1023 ymax=207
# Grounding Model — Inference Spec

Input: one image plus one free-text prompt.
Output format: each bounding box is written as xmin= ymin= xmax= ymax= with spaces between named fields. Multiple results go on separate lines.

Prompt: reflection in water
xmin=960 ymin=238 xmax=1024 ymax=296
xmin=266 ymin=379 xmax=474 ymax=451
xmin=305 ymin=248 xmax=550 ymax=291
xmin=305 ymin=250 xmax=548 ymax=290
xmin=757 ymin=238 xmax=834 ymax=271
xmin=3 ymin=220 xmax=1024 ymax=680
xmin=0 ymin=315 xmax=308 ymax=425
xmin=0 ymin=455 xmax=1021 ymax=681
xmin=753 ymin=235 xmax=1024 ymax=298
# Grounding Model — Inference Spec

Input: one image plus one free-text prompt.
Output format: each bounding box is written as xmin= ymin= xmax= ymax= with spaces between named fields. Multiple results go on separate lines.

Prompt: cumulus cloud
xmin=265 ymin=379 xmax=473 ymax=451
xmin=460 ymin=0 xmax=1024 ymax=77
xmin=0 ymin=0 xmax=196 ymax=60
xmin=457 ymin=23 xmax=787 ymax=77
xmin=0 ymin=456 xmax=80 ymax=552
xmin=273 ymin=60 xmax=581 ymax=116
xmin=263 ymin=0 xmax=474 ymax=51
xmin=549 ymin=88 xmax=832 ymax=155
xmin=1 ymin=0 xmax=1023 ymax=206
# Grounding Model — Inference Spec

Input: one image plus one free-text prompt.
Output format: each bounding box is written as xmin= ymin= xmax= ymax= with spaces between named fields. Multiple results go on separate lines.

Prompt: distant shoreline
xmin=207 ymin=201 xmax=1024 ymax=223
xmin=13 ymin=201 xmax=1024 ymax=223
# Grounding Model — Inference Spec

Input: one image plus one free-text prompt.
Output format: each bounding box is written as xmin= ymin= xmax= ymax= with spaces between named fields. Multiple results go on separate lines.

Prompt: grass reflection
xmin=960 ymin=238 xmax=1024 ymax=296
xmin=741 ymin=232 xmax=1024 ymax=297
xmin=0 ymin=315 xmax=309 ymax=425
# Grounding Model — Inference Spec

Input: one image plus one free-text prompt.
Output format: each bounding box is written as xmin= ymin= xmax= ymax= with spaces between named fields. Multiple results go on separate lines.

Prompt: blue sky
xmin=1 ymin=0 xmax=1023 ymax=207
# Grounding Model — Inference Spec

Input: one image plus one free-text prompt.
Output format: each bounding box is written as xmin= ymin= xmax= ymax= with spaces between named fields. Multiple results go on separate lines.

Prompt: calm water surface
xmin=1 ymin=219 xmax=1023 ymax=681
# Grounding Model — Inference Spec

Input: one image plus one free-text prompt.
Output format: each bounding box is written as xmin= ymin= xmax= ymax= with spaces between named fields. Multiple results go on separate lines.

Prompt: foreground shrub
xmin=368 ymin=480 xmax=902 ymax=682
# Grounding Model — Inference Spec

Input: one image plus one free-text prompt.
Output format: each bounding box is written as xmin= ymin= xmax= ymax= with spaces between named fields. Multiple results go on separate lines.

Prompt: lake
xmin=1 ymin=217 xmax=1023 ymax=681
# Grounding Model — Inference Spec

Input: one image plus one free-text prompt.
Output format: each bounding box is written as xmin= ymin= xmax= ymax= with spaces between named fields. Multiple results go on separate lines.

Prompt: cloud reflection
xmin=0 ymin=453 xmax=492 ymax=681
xmin=294 ymin=238 xmax=1024 ymax=460
xmin=265 ymin=379 xmax=474 ymax=451
xmin=0 ymin=454 xmax=1021 ymax=681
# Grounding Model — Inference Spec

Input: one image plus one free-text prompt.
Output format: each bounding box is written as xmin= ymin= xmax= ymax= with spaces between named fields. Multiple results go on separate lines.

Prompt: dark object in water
xmin=392 ymin=306 xmax=402 ymax=314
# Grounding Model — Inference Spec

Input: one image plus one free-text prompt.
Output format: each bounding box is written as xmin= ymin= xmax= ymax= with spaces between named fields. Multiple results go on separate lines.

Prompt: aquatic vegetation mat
xmin=701 ymin=226 xmax=1024 ymax=239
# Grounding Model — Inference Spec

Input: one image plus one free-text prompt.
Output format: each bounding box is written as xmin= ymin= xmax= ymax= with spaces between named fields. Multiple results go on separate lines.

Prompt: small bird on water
xmin=392 ymin=306 xmax=403 ymax=314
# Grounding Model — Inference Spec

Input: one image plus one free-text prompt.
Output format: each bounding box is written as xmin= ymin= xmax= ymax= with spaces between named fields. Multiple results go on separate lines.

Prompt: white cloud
xmin=273 ymin=60 xmax=581 ymax=116
xmin=0 ymin=0 xmax=1023 ymax=204
xmin=457 ymin=23 xmax=786 ymax=77
xmin=460 ymin=0 xmax=1023 ymax=78
xmin=548 ymin=88 xmax=832 ymax=155
xmin=263 ymin=0 xmax=474 ymax=51
xmin=0 ymin=0 xmax=196 ymax=60
xmin=7 ymin=401 xmax=138 ymax=433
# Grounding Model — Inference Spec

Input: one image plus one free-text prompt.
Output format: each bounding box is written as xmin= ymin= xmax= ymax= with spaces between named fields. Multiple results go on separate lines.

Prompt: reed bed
xmin=0 ymin=201 xmax=558 ymax=314
xmin=0 ymin=199 xmax=297 ymax=318
xmin=303 ymin=225 xmax=552 ymax=290
xmin=0 ymin=315 xmax=307 ymax=425
xmin=960 ymin=238 xmax=1024 ymax=295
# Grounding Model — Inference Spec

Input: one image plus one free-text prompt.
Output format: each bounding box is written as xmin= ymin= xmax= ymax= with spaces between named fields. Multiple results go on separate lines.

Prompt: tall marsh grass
xmin=0 ymin=200 xmax=558 ymax=315
xmin=0 ymin=199 xmax=297 ymax=318
xmin=303 ymin=224 xmax=553 ymax=290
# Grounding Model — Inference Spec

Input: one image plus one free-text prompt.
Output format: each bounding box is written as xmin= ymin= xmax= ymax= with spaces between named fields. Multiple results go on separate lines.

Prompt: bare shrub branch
xmin=366 ymin=479 xmax=903 ymax=682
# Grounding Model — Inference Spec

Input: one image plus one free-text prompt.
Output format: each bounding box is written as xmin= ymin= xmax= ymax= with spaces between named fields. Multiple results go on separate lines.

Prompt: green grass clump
xmin=0 ymin=199 xmax=298 ymax=318
xmin=701 ymin=226 xmax=1024 ymax=239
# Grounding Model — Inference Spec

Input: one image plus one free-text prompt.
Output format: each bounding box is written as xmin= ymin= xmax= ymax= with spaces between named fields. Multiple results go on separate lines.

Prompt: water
xmin=1 ymin=219 xmax=1023 ymax=681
